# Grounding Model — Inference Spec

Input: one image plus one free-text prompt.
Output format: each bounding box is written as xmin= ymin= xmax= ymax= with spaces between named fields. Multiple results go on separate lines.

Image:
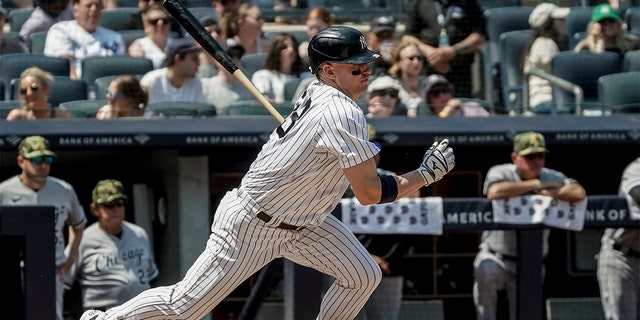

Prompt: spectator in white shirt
xmin=140 ymin=38 xmax=205 ymax=103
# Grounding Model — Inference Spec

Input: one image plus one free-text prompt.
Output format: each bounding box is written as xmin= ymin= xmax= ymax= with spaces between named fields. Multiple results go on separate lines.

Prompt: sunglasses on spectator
xmin=102 ymin=198 xmax=127 ymax=209
xmin=248 ymin=14 xmax=264 ymax=21
xmin=19 ymin=83 xmax=39 ymax=95
xmin=28 ymin=156 xmax=54 ymax=165
xmin=106 ymin=89 xmax=127 ymax=100
xmin=148 ymin=17 xmax=170 ymax=25
xmin=428 ymin=87 xmax=452 ymax=97
xmin=523 ymin=153 xmax=546 ymax=160
xmin=371 ymin=89 xmax=398 ymax=99
xmin=404 ymin=55 xmax=425 ymax=62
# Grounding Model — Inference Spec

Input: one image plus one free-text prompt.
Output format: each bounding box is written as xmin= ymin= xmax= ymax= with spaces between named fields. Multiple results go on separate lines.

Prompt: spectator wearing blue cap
xmin=140 ymin=38 xmax=206 ymax=103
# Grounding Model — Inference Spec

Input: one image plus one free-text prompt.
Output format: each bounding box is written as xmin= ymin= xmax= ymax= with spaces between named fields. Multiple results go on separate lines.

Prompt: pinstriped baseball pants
xmin=99 ymin=189 xmax=382 ymax=320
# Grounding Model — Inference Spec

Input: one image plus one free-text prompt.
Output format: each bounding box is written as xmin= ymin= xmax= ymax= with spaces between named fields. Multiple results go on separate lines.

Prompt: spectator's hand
xmin=371 ymin=254 xmax=391 ymax=275
xmin=418 ymin=139 xmax=455 ymax=186
xmin=427 ymin=47 xmax=455 ymax=72
xmin=439 ymin=98 xmax=462 ymax=117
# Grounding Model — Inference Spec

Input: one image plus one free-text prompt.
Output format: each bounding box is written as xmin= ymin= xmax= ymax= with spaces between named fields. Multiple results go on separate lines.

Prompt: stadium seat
xmin=80 ymin=56 xmax=154 ymax=85
xmin=99 ymin=8 xmax=140 ymax=31
xmin=118 ymin=29 xmax=146 ymax=50
xmin=565 ymin=6 xmax=594 ymax=45
xmin=3 ymin=31 xmax=22 ymax=43
xmin=225 ymin=99 xmax=293 ymax=117
xmin=598 ymin=71 xmax=640 ymax=113
xmin=549 ymin=51 xmax=622 ymax=114
xmin=0 ymin=100 xmax=21 ymax=118
xmin=59 ymin=99 xmax=107 ymax=118
xmin=625 ymin=6 xmax=640 ymax=34
xmin=569 ymin=31 xmax=587 ymax=50
xmin=264 ymin=30 xmax=309 ymax=44
xmin=145 ymin=101 xmax=217 ymax=118
xmin=7 ymin=8 xmax=34 ymax=32
xmin=624 ymin=49 xmax=640 ymax=71
xmin=481 ymin=6 xmax=533 ymax=109
xmin=546 ymin=297 xmax=605 ymax=320
xmin=28 ymin=31 xmax=47 ymax=54
xmin=187 ymin=7 xmax=213 ymax=20
xmin=0 ymin=53 xmax=71 ymax=100
xmin=283 ymin=78 xmax=303 ymax=102
xmin=241 ymin=53 xmax=267 ymax=81
xmin=498 ymin=29 xmax=531 ymax=114
xmin=10 ymin=76 xmax=88 ymax=106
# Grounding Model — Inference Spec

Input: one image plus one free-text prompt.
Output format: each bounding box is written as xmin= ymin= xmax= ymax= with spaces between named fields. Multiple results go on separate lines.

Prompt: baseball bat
xmin=162 ymin=0 xmax=285 ymax=124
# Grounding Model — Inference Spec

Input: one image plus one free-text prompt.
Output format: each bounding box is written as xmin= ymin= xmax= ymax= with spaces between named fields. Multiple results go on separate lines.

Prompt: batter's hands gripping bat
xmin=162 ymin=0 xmax=285 ymax=124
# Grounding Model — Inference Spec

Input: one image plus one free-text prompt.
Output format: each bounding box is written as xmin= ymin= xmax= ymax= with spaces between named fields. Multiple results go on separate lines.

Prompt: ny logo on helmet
xmin=359 ymin=36 xmax=367 ymax=50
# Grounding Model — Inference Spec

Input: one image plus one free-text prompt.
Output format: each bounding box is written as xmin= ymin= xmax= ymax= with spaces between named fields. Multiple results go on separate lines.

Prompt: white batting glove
xmin=418 ymin=139 xmax=455 ymax=186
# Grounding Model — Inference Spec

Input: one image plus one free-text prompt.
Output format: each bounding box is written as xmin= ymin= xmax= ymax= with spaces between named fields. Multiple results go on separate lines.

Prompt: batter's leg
xmin=284 ymin=214 xmax=382 ymax=320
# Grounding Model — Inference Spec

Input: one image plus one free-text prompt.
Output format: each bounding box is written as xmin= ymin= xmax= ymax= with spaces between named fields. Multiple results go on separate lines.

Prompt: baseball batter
xmin=0 ymin=136 xmax=87 ymax=320
xmin=598 ymin=157 xmax=640 ymax=320
xmin=81 ymin=26 xmax=455 ymax=320
xmin=67 ymin=179 xmax=159 ymax=311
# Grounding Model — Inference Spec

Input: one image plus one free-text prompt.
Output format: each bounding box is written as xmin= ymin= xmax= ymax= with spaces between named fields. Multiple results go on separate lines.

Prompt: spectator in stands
xmin=522 ymin=3 xmax=570 ymax=114
xmin=19 ymin=0 xmax=73 ymax=43
xmin=388 ymin=42 xmax=428 ymax=117
xmin=597 ymin=157 xmax=640 ymax=320
xmin=44 ymin=0 xmax=125 ymax=80
xmin=123 ymin=0 xmax=182 ymax=36
xmin=0 ymin=6 xmax=28 ymax=54
xmin=65 ymin=179 xmax=159 ymax=312
xmin=402 ymin=0 xmax=486 ymax=98
xmin=423 ymin=74 xmax=490 ymax=117
xmin=202 ymin=45 xmax=252 ymax=115
xmin=6 ymin=67 xmax=72 ymax=120
xmin=211 ymin=0 xmax=241 ymax=20
xmin=574 ymin=3 xmax=639 ymax=55
xmin=140 ymin=38 xmax=205 ymax=103
xmin=473 ymin=131 xmax=586 ymax=320
xmin=197 ymin=16 xmax=223 ymax=77
xmin=365 ymin=75 xmax=405 ymax=117
xmin=367 ymin=16 xmax=397 ymax=77
xmin=298 ymin=6 xmax=333 ymax=67
xmin=250 ymin=32 xmax=311 ymax=103
xmin=0 ymin=135 xmax=87 ymax=320
xmin=219 ymin=3 xmax=269 ymax=55
xmin=128 ymin=4 xmax=176 ymax=69
xmin=96 ymin=75 xmax=148 ymax=119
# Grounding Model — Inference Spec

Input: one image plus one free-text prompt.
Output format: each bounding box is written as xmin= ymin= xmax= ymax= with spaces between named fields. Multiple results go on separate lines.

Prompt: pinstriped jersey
xmin=241 ymin=80 xmax=380 ymax=227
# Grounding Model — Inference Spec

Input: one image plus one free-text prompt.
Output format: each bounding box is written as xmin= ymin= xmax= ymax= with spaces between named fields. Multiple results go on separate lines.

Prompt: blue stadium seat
xmin=241 ymin=53 xmax=267 ymax=81
xmin=80 ymin=56 xmax=154 ymax=85
xmin=625 ymin=6 xmax=640 ymax=34
xmin=0 ymin=53 xmax=71 ymax=100
xmin=598 ymin=71 xmax=640 ymax=113
xmin=145 ymin=101 xmax=217 ymax=118
xmin=565 ymin=6 xmax=594 ymax=45
xmin=549 ymin=51 xmax=622 ymax=114
xmin=28 ymin=31 xmax=47 ymax=54
xmin=7 ymin=8 xmax=34 ymax=32
xmin=624 ymin=49 xmax=640 ymax=71
xmin=225 ymin=99 xmax=293 ymax=117
xmin=99 ymin=7 xmax=140 ymax=31
xmin=498 ymin=29 xmax=531 ymax=114
xmin=481 ymin=6 xmax=533 ymax=109
xmin=59 ymin=99 xmax=107 ymax=118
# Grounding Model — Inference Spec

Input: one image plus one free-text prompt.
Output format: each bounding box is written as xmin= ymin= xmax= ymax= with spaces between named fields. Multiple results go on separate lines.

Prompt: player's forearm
xmin=67 ymin=225 xmax=85 ymax=262
xmin=452 ymin=32 xmax=486 ymax=56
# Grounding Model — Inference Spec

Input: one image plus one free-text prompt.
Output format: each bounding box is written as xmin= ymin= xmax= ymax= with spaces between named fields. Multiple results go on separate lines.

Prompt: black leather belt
xmin=257 ymin=211 xmax=305 ymax=231
xmin=613 ymin=243 xmax=640 ymax=259
xmin=488 ymin=248 xmax=518 ymax=261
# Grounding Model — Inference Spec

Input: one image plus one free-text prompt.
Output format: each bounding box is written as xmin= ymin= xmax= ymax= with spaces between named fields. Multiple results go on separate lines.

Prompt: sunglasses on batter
xmin=28 ymin=156 xmax=54 ymax=165
xmin=102 ymin=198 xmax=127 ymax=209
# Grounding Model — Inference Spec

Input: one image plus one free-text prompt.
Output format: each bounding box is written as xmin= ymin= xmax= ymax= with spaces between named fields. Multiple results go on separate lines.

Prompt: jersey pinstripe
xmin=242 ymin=80 xmax=380 ymax=227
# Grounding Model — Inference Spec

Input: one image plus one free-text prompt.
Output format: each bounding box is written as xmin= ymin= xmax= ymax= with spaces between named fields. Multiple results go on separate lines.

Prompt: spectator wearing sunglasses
xmin=365 ymin=75 xmax=405 ymax=117
xmin=6 ymin=67 xmax=72 ymax=120
xmin=423 ymin=74 xmax=489 ymax=117
xmin=123 ymin=0 xmax=182 ymax=36
xmin=574 ymin=3 xmax=639 ymax=56
xmin=96 ymin=75 xmax=148 ymax=119
xmin=65 ymin=179 xmax=158 ymax=314
xmin=128 ymin=4 xmax=176 ymax=69
xmin=219 ymin=3 xmax=269 ymax=55
xmin=0 ymin=136 xmax=87 ymax=320
xmin=473 ymin=132 xmax=586 ymax=320
xmin=388 ymin=42 xmax=429 ymax=117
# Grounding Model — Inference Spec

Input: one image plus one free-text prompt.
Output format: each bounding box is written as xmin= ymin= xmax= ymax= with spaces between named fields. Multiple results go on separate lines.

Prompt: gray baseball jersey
xmin=0 ymin=175 xmax=87 ymax=266
xmin=96 ymin=79 xmax=383 ymax=319
xmin=67 ymin=221 xmax=159 ymax=309
xmin=480 ymin=163 xmax=576 ymax=257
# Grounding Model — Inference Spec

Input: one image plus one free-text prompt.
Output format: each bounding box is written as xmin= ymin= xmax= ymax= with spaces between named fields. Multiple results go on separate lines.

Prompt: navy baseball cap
xmin=164 ymin=38 xmax=201 ymax=64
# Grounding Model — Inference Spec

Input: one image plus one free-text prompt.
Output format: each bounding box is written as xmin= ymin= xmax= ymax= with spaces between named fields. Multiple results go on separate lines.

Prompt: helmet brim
xmin=333 ymin=49 xmax=381 ymax=66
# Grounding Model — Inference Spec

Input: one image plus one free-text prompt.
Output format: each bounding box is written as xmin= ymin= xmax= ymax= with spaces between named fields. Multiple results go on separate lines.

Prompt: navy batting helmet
xmin=307 ymin=26 xmax=380 ymax=74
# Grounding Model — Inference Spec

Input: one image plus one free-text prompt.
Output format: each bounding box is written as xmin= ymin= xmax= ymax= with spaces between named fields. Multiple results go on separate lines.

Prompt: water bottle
xmin=438 ymin=29 xmax=450 ymax=47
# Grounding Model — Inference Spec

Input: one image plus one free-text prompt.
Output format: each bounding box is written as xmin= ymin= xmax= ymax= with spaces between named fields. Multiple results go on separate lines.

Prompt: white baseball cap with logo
xmin=529 ymin=3 xmax=570 ymax=28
